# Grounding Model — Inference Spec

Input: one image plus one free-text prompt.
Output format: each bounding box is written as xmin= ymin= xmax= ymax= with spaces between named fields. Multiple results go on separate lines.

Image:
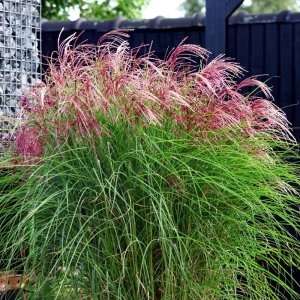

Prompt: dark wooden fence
xmin=42 ymin=11 xmax=300 ymax=140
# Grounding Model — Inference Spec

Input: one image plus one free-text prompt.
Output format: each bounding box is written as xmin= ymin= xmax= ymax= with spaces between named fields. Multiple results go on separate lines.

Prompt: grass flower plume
xmin=0 ymin=31 xmax=299 ymax=299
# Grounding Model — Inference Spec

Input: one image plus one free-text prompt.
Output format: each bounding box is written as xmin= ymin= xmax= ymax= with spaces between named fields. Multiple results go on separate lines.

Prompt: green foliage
xmin=180 ymin=0 xmax=300 ymax=16
xmin=41 ymin=0 xmax=81 ymax=20
xmin=242 ymin=0 xmax=300 ymax=13
xmin=79 ymin=0 xmax=150 ymax=20
xmin=179 ymin=0 xmax=205 ymax=16
xmin=42 ymin=0 xmax=150 ymax=20
xmin=1 ymin=123 xmax=300 ymax=299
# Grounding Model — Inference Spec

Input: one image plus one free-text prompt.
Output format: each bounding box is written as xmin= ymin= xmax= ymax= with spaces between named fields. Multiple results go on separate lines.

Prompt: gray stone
xmin=6 ymin=98 xmax=17 ymax=109
xmin=15 ymin=88 xmax=22 ymax=97
xmin=0 ymin=0 xmax=40 ymax=117
xmin=12 ymin=61 xmax=19 ymax=68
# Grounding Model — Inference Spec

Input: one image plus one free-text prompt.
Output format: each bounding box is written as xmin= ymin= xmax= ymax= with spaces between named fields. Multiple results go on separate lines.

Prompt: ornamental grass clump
xmin=0 ymin=31 xmax=299 ymax=299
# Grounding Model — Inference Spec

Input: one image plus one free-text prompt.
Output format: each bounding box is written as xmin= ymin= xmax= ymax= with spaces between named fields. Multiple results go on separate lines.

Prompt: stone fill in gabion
xmin=0 ymin=0 xmax=40 ymax=153
xmin=0 ymin=0 xmax=40 ymax=116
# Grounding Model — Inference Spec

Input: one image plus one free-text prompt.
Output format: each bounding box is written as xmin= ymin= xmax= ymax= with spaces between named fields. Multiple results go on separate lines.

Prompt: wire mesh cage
xmin=0 ymin=0 xmax=41 ymax=153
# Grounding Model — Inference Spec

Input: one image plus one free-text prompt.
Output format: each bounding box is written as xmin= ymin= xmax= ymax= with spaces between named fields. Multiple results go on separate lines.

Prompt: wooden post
xmin=206 ymin=0 xmax=244 ymax=58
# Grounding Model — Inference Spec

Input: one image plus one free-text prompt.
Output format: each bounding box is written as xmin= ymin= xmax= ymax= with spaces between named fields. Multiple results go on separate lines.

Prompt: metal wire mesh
xmin=0 ymin=0 xmax=41 ymax=153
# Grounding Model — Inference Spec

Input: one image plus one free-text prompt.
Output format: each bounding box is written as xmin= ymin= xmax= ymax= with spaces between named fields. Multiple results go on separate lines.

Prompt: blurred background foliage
xmin=42 ymin=0 xmax=300 ymax=21
xmin=180 ymin=0 xmax=300 ymax=16
xmin=41 ymin=0 xmax=150 ymax=20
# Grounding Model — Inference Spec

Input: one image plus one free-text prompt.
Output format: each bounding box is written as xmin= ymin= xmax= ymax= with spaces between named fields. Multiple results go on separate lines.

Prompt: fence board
xmin=265 ymin=23 xmax=280 ymax=106
xmin=227 ymin=25 xmax=237 ymax=59
xmin=250 ymin=24 xmax=265 ymax=77
xmin=235 ymin=24 xmax=251 ymax=72
xmin=294 ymin=23 xmax=300 ymax=141
xmin=279 ymin=23 xmax=294 ymax=124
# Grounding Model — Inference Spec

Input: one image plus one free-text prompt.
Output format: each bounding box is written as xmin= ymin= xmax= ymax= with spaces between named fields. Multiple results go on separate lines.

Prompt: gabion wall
xmin=0 ymin=0 xmax=40 ymax=153
xmin=0 ymin=0 xmax=40 ymax=116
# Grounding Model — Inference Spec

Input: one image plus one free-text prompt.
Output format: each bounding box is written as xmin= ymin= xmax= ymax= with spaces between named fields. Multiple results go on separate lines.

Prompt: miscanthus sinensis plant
xmin=0 ymin=31 xmax=299 ymax=299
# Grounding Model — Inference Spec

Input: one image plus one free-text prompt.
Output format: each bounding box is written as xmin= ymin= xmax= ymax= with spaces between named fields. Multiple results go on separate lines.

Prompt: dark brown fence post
xmin=206 ymin=0 xmax=244 ymax=58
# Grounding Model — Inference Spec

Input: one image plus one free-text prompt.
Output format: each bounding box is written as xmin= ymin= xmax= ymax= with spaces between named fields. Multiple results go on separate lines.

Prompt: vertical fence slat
xmin=265 ymin=23 xmax=280 ymax=106
xmin=236 ymin=24 xmax=250 ymax=72
xmin=294 ymin=23 xmax=300 ymax=141
xmin=189 ymin=28 xmax=203 ymax=46
xmin=250 ymin=24 xmax=265 ymax=76
xmin=227 ymin=25 xmax=237 ymax=59
xmin=279 ymin=23 xmax=294 ymax=125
